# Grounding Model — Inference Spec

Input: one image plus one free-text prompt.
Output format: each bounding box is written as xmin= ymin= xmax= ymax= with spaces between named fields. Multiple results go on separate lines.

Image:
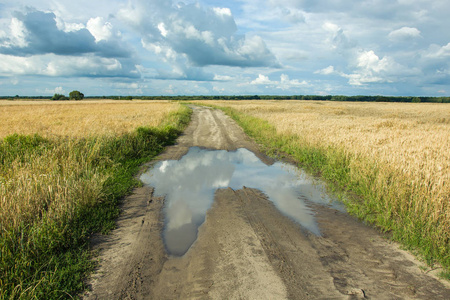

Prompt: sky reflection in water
xmin=140 ymin=147 xmax=345 ymax=256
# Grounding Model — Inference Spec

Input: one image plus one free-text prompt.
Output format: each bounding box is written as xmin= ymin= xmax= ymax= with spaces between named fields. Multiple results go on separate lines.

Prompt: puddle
xmin=140 ymin=147 xmax=345 ymax=256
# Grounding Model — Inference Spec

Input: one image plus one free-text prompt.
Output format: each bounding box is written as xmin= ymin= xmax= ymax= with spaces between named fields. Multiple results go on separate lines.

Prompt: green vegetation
xmin=137 ymin=95 xmax=450 ymax=103
xmin=69 ymin=91 xmax=84 ymax=101
xmin=0 ymin=105 xmax=191 ymax=299
xmin=51 ymin=93 xmax=69 ymax=101
xmin=212 ymin=104 xmax=450 ymax=278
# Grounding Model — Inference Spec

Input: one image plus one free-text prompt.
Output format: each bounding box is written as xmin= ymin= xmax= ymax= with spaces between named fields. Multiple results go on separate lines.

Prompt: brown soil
xmin=84 ymin=106 xmax=450 ymax=299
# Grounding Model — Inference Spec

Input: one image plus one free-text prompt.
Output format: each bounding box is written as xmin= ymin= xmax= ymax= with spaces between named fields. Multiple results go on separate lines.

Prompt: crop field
xmin=196 ymin=100 xmax=450 ymax=275
xmin=0 ymin=100 xmax=179 ymax=138
xmin=0 ymin=100 xmax=190 ymax=298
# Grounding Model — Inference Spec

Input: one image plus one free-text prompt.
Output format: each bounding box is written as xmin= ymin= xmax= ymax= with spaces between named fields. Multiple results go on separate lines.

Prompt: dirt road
xmin=84 ymin=106 xmax=450 ymax=299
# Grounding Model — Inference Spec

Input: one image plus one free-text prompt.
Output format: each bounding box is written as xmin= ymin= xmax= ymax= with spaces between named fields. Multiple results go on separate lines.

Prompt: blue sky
xmin=1 ymin=0 xmax=449 ymax=96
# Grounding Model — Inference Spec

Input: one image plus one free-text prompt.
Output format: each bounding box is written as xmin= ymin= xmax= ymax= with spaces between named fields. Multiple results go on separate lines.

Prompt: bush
xmin=69 ymin=91 xmax=84 ymax=100
xmin=51 ymin=94 xmax=69 ymax=101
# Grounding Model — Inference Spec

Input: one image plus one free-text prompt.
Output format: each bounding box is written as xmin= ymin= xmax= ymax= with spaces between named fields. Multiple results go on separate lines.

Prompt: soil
xmin=84 ymin=106 xmax=450 ymax=299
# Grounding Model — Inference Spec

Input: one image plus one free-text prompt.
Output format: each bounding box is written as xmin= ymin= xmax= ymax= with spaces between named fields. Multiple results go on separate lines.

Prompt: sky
xmin=0 ymin=0 xmax=449 ymax=96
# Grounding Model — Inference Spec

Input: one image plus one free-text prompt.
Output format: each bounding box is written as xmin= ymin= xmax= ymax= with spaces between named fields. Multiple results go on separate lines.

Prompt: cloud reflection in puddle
xmin=140 ymin=147 xmax=344 ymax=256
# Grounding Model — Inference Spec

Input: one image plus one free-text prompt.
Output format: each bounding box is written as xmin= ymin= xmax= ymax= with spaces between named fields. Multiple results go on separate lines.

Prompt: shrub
xmin=51 ymin=93 xmax=69 ymax=101
xmin=69 ymin=91 xmax=84 ymax=100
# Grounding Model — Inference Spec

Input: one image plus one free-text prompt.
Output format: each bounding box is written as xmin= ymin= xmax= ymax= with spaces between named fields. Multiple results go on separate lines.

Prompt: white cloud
xmin=339 ymin=50 xmax=410 ymax=85
xmin=0 ymin=53 xmax=135 ymax=77
xmin=357 ymin=50 xmax=391 ymax=73
xmin=63 ymin=22 xmax=85 ymax=32
xmin=426 ymin=42 xmax=450 ymax=58
xmin=213 ymin=74 xmax=233 ymax=81
xmin=87 ymin=17 xmax=113 ymax=42
xmin=388 ymin=27 xmax=421 ymax=41
xmin=315 ymin=65 xmax=335 ymax=75
xmin=251 ymin=74 xmax=308 ymax=89
xmin=251 ymin=74 xmax=272 ymax=85
xmin=279 ymin=74 xmax=308 ymax=89
xmin=45 ymin=86 xmax=65 ymax=94
xmin=157 ymin=23 xmax=168 ymax=38
xmin=0 ymin=18 xmax=29 ymax=48
xmin=322 ymin=22 xmax=354 ymax=51
xmin=213 ymin=7 xmax=232 ymax=17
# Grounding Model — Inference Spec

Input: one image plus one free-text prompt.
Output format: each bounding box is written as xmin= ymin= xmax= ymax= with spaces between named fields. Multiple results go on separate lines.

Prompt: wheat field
xmin=1 ymin=100 xmax=183 ymax=231
xmin=200 ymin=100 xmax=449 ymax=191
xmin=0 ymin=99 xmax=179 ymax=138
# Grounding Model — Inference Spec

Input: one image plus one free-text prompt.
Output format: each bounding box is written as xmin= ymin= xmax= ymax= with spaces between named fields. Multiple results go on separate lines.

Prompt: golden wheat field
xmin=0 ymin=99 xmax=180 ymax=138
xmin=198 ymin=100 xmax=450 ymax=242
xmin=0 ymin=99 xmax=184 ymax=232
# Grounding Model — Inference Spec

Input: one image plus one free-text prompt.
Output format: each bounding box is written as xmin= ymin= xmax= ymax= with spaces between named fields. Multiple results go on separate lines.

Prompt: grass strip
xmin=211 ymin=104 xmax=450 ymax=279
xmin=0 ymin=105 xmax=191 ymax=299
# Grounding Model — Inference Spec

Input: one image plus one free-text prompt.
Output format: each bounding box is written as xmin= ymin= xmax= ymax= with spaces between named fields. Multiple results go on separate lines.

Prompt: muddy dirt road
xmin=84 ymin=106 xmax=450 ymax=299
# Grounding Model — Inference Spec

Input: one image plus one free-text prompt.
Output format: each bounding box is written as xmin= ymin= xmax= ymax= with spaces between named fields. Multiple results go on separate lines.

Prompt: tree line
xmin=132 ymin=95 xmax=450 ymax=103
xmin=1 ymin=94 xmax=449 ymax=103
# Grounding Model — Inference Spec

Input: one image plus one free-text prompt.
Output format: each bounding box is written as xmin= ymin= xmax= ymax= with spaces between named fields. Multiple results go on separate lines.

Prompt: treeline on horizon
xmin=1 ymin=94 xmax=450 ymax=103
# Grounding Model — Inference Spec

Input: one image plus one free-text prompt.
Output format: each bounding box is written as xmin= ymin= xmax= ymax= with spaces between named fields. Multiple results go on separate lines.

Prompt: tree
xmin=69 ymin=90 xmax=84 ymax=100
xmin=51 ymin=93 xmax=69 ymax=101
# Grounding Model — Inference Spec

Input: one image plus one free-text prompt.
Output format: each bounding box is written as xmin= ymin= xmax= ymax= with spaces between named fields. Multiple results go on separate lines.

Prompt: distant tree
xmin=124 ymin=96 xmax=133 ymax=100
xmin=69 ymin=90 xmax=84 ymax=100
xmin=412 ymin=97 xmax=421 ymax=103
xmin=51 ymin=93 xmax=69 ymax=101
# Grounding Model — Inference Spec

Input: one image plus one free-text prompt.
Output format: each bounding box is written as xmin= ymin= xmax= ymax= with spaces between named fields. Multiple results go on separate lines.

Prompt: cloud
xmin=251 ymin=74 xmax=272 ymax=85
xmin=45 ymin=86 xmax=65 ymax=94
xmin=213 ymin=74 xmax=233 ymax=81
xmin=338 ymin=50 xmax=417 ymax=86
xmin=0 ymin=9 xmax=130 ymax=58
xmin=0 ymin=17 xmax=28 ymax=48
xmin=86 ymin=17 xmax=113 ymax=42
xmin=154 ymin=65 xmax=214 ymax=81
xmin=388 ymin=27 xmax=421 ymax=41
xmin=315 ymin=65 xmax=335 ymax=75
xmin=425 ymin=42 xmax=450 ymax=59
xmin=251 ymin=73 xmax=308 ymax=89
xmin=281 ymin=8 xmax=305 ymax=24
xmin=119 ymin=1 xmax=279 ymax=68
xmin=0 ymin=53 xmax=139 ymax=78
xmin=323 ymin=22 xmax=355 ymax=51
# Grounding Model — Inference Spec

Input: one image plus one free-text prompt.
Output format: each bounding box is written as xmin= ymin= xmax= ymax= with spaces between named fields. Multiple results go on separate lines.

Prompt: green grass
xmin=210 ymin=104 xmax=450 ymax=279
xmin=0 ymin=105 xmax=191 ymax=299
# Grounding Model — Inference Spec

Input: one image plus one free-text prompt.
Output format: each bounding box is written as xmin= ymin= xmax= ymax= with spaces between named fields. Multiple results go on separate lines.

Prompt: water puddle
xmin=140 ymin=147 xmax=345 ymax=256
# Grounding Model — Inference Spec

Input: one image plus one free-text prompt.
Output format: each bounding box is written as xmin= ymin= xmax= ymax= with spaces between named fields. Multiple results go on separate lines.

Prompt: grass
xmin=0 ymin=101 xmax=191 ymax=299
xmin=195 ymin=100 xmax=450 ymax=278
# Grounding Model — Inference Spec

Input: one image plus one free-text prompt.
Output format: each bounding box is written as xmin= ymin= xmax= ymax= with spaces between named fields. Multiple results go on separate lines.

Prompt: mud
xmin=84 ymin=106 xmax=450 ymax=299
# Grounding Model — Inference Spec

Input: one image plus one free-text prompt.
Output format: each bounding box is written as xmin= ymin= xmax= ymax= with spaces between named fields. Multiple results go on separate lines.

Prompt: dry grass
xmin=0 ymin=100 xmax=179 ymax=138
xmin=197 ymin=100 xmax=450 ymax=266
